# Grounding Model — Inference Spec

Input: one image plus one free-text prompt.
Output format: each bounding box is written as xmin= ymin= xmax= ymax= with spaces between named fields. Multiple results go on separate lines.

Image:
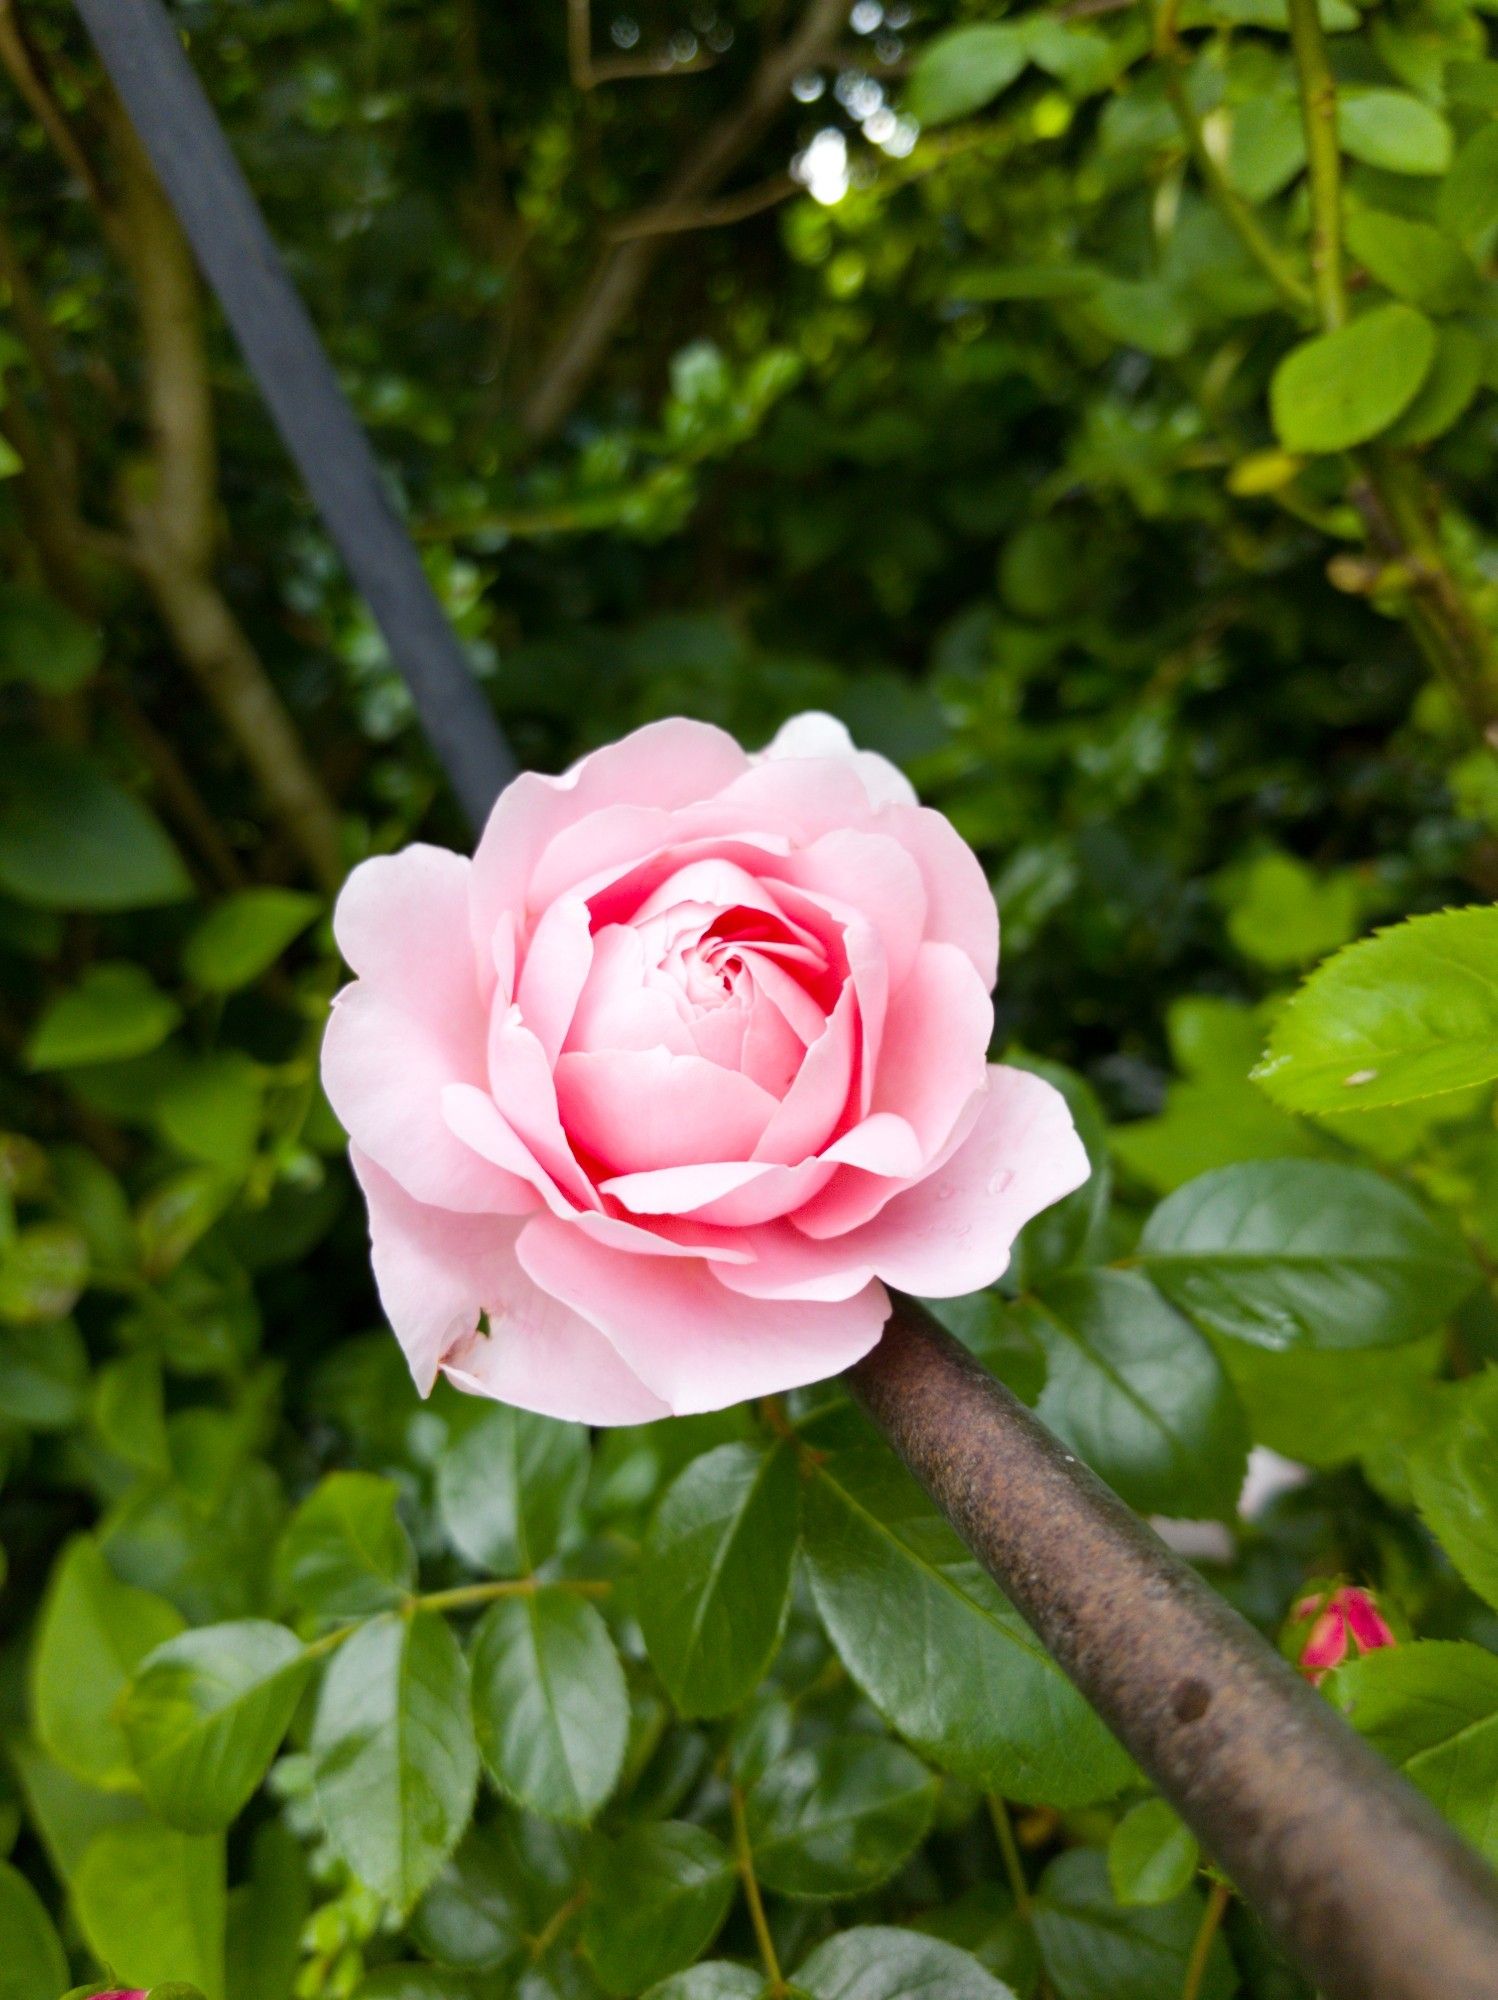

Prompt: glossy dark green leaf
xmin=643 ymin=1967 xmax=766 ymax=2000
xmin=1106 ymin=1800 xmax=1199 ymax=1906
xmin=583 ymin=1821 xmax=735 ymax=1996
xmin=118 ymin=1620 xmax=310 ymax=1831
xmin=746 ymin=1736 xmax=937 ymax=1899
xmin=803 ymin=1447 xmax=1132 ymax=1806
xmin=30 ymin=1534 xmax=186 ymax=1788
xmin=1327 ymin=1642 xmax=1498 ymax=1864
xmin=411 ymin=1825 xmax=526 ymax=1972
xmin=794 ymin=1926 xmax=1017 ymax=2000
xmin=0 ymin=1858 xmax=68 ymax=2000
xmin=1034 ymin=1850 xmax=1233 ymax=2000
xmin=311 ymin=1611 xmax=479 ymax=1911
xmin=1018 ymin=1270 xmax=1248 ymax=1517
xmin=436 ymin=1404 xmax=589 ymax=1577
xmin=72 ymin=1823 xmax=225 ymax=2000
xmin=0 ymin=746 xmax=191 ymax=911
xmin=637 ymin=1441 xmax=799 ymax=1716
xmin=1138 ymin=1161 xmax=1478 ymax=1350
xmin=275 ymin=1471 xmax=416 ymax=1617
xmin=471 ymin=1592 xmax=628 ymax=1824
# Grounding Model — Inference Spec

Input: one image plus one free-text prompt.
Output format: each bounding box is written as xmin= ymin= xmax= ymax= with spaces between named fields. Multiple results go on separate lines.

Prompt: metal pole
xmin=850 ymin=1297 xmax=1498 ymax=2000
xmin=71 ymin=0 xmax=517 ymax=832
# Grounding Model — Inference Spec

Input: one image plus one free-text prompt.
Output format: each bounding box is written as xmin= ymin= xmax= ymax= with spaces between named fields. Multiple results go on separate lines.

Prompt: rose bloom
xmin=322 ymin=714 xmax=1087 ymax=1422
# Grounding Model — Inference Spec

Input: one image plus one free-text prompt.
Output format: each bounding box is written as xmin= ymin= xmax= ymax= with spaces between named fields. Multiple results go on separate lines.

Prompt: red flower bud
xmin=1289 ymin=1584 xmax=1396 ymax=1685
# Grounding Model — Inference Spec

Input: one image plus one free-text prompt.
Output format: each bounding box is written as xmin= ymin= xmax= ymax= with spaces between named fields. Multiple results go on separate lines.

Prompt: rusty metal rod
xmin=848 ymin=1296 xmax=1498 ymax=2000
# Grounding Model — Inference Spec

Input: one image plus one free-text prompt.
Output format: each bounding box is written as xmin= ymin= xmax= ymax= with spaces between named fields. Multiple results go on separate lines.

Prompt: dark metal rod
xmin=71 ymin=0 xmax=517 ymax=832
xmin=850 ymin=1297 xmax=1498 ymax=2000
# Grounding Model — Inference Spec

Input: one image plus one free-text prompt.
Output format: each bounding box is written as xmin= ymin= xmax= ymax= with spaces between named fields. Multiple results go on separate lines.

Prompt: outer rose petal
xmin=516 ymin=1212 xmax=891 ymax=1413
xmin=822 ymin=1064 xmax=1090 ymax=1295
xmin=759 ymin=710 xmax=919 ymax=810
xmin=880 ymin=803 xmax=1000 ymax=991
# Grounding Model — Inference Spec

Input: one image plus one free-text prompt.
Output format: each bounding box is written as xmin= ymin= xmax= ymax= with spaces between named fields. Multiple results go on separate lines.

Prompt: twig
xmin=521 ymin=0 xmax=845 ymax=438
xmin=730 ymin=1784 xmax=786 ymax=1997
xmin=988 ymin=1796 xmax=1034 ymax=1921
xmin=1182 ymin=1880 xmax=1232 ymax=2000
xmin=0 ymin=0 xmax=125 ymax=251
xmin=0 ymin=211 xmax=79 ymax=471
xmin=415 ymin=1576 xmax=611 ymax=1614
xmin=1286 ymin=0 xmax=1346 ymax=329
xmin=567 ymin=0 xmax=718 ymax=88
xmin=608 ymin=170 xmax=797 ymax=241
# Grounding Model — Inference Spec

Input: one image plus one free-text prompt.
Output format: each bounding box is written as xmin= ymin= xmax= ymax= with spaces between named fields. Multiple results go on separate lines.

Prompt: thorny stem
xmin=1182 ymin=1879 xmax=1233 ymax=2000
xmin=731 ymin=1783 xmax=787 ymax=1997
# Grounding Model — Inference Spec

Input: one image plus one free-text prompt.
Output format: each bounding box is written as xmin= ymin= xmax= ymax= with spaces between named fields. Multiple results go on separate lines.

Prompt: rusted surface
xmin=849 ymin=1296 xmax=1498 ymax=2000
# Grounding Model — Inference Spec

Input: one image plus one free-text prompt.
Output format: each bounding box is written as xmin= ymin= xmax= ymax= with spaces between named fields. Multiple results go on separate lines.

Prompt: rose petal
xmin=759 ymin=710 xmax=919 ymax=809
xmin=878 ymin=803 xmax=1000 ymax=992
xmin=516 ymin=896 xmax=594 ymax=1065
xmin=867 ymin=940 xmax=993 ymax=1155
xmin=819 ymin=1064 xmax=1089 ymax=1295
xmin=516 ymin=1212 xmax=890 ymax=1412
xmin=553 ymin=1047 xmax=779 ymax=1175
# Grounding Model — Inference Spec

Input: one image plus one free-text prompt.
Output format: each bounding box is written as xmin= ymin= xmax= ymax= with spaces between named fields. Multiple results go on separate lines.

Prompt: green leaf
xmin=436 ymin=1404 xmax=589 ymax=1577
xmin=311 ymin=1611 xmax=479 ymax=1912
xmin=1138 ymin=1161 xmax=1478 ymax=1350
xmin=182 ymin=890 xmax=321 ymax=992
xmin=1224 ymin=96 xmax=1305 ymax=202
xmin=1382 ymin=324 xmax=1482 ymax=447
xmin=644 ymin=1967 xmax=765 ymax=2000
xmin=275 ymin=1471 xmax=416 ymax=1618
xmin=583 ymin=1822 xmax=735 ymax=1996
xmin=1217 ymin=1335 xmax=1440 ymax=1468
xmin=0 ymin=584 xmax=102 ymax=693
xmin=26 ymin=963 xmax=182 ymax=1070
xmin=803 ymin=1447 xmax=1133 ymax=1806
xmin=745 ymin=1737 xmax=937 ymax=1899
xmin=1254 ymin=908 xmax=1498 ymax=1113
xmin=1344 ymin=209 xmax=1476 ymax=313
xmin=10 ymin=1739 xmax=150 ymax=1883
xmin=1327 ymin=1642 xmax=1498 ymax=1864
xmin=1221 ymin=851 xmax=1361 ymax=970
xmin=637 ymin=1441 xmax=799 ymax=1717
xmin=1034 ymin=1849 xmax=1233 ymax=2000
xmin=794 ymin=1926 xmax=1017 ymax=2000
xmin=154 ymin=1054 xmax=265 ymax=1172
xmin=94 ymin=1351 xmax=171 ymax=1474
xmin=907 ymin=25 xmax=1029 ymax=126
xmin=410 ymin=1825 xmax=526 ymax=1973
xmin=470 ymin=1591 xmax=628 ymax=1824
xmin=0 ymin=1223 xmax=88 ymax=1323
xmin=1270 ymin=305 xmax=1435 ymax=453
xmin=226 ymin=1822 xmax=311 ymax=2000
xmin=0 ymin=1858 xmax=68 ymax=2000
xmin=0 ymin=746 xmax=191 ymax=911
xmin=31 ymin=1535 xmax=186 ymax=1789
xmin=1407 ymin=1371 xmax=1498 ymax=1611
xmin=1107 ymin=1800 xmax=1200 ymax=1906
xmin=1017 ymin=1270 xmax=1249 ymax=1518
xmin=0 ymin=1317 xmax=88 ymax=1427
xmin=118 ymin=1621 xmax=311 ymax=1832
xmin=1337 ymin=90 xmax=1452 ymax=175
xmin=1438 ymin=123 xmax=1498 ymax=248
xmin=72 ymin=1823 xmax=225 ymax=2000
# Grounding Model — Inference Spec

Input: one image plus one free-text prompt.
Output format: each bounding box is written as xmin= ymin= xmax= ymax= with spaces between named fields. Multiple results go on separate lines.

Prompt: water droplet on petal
xmin=934 ymin=1182 xmax=955 ymax=1202
xmin=986 ymin=1168 xmax=1015 ymax=1196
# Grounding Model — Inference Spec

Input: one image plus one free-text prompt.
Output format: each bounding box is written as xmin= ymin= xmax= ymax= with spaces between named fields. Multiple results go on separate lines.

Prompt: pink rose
xmin=322 ymin=714 xmax=1087 ymax=1422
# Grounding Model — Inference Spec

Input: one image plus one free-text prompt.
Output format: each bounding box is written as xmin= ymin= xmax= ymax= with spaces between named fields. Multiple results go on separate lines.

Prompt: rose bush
xmin=321 ymin=712 xmax=1087 ymax=1419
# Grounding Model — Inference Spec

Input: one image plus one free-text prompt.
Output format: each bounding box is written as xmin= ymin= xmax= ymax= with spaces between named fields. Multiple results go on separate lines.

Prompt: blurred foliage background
xmin=3 ymin=0 xmax=1498 ymax=1994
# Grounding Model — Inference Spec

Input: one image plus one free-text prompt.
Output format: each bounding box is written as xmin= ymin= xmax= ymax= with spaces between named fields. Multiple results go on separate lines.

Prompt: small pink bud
xmin=1289 ymin=1585 xmax=1396 ymax=1686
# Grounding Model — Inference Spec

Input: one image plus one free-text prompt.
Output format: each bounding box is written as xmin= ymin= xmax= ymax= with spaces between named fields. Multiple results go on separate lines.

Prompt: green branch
xmin=1286 ymin=0 xmax=1347 ymax=330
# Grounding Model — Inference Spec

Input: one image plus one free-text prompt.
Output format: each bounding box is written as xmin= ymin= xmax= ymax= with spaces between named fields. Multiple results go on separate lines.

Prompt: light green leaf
xmin=0 ymin=1223 xmax=88 ymax=1322
xmin=1344 ymin=209 xmax=1476 ymax=313
xmin=1224 ymin=96 xmax=1305 ymax=202
xmin=0 ymin=1858 xmax=68 ymax=2000
xmin=118 ymin=1621 xmax=311 ymax=1831
xmin=93 ymin=1352 xmax=171 ymax=1474
xmin=154 ymin=1054 xmax=265 ymax=1172
xmin=1218 ymin=1335 xmax=1440 ymax=1468
xmin=907 ymin=25 xmax=1029 ymax=126
xmin=275 ymin=1471 xmax=416 ymax=1618
xmin=1254 ymin=907 xmax=1498 ymax=1113
xmin=803 ymin=1448 xmax=1133 ymax=1806
xmin=470 ymin=1591 xmax=628 ymax=1824
xmin=1270 ymin=305 xmax=1435 ymax=453
xmin=182 ymin=890 xmax=321 ymax=992
xmin=72 ymin=1822 xmax=225 ymax=2000
xmin=436 ymin=1404 xmax=589 ymax=1578
xmin=794 ymin=1926 xmax=1016 ymax=2000
xmin=583 ymin=1822 xmax=736 ymax=1996
xmin=31 ymin=1535 xmax=186 ymax=1789
xmin=1438 ymin=123 xmax=1498 ymax=248
xmin=1018 ymin=1270 xmax=1249 ymax=1519
xmin=1327 ymin=1642 xmax=1498 ymax=1864
xmin=1338 ymin=90 xmax=1452 ymax=175
xmin=1107 ymin=1800 xmax=1200 ymax=1906
xmin=26 ymin=964 xmax=182 ymax=1070
xmin=637 ymin=1441 xmax=799 ymax=1718
xmin=1034 ymin=1849 xmax=1233 ymax=2000
xmin=1383 ymin=324 xmax=1482 ymax=446
xmin=0 ymin=746 xmax=191 ymax=911
xmin=1222 ymin=851 xmax=1361 ymax=969
xmin=1138 ymin=1161 xmax=1478 ymax=1350
xmin=1407 ymin=1370 xmax=1498 ymax=1611
xmin=226 ymin=1821 xmax=311 ymax=2000
xmin=9 ymin=1739 xmax=149 ymax=1884
xmin=746 ymin=1737 xmax=937 ymax=1899
xmin=311 ymin=1611 xmax=478 ymax=1912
